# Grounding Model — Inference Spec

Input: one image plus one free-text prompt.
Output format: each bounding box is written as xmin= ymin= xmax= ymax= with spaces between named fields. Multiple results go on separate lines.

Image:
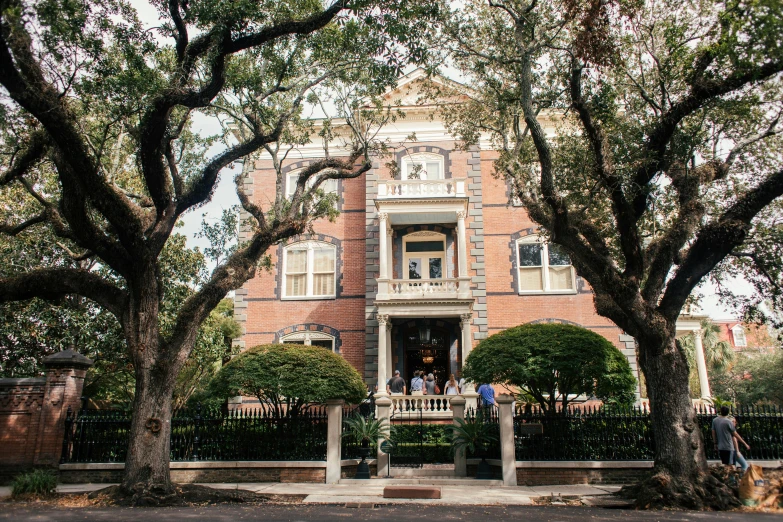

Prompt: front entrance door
xmin=402 ymin=324 xmax=449 ymax=391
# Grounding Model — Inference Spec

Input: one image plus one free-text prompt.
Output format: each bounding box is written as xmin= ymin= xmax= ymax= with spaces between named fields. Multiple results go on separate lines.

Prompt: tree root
xmin=621 ymin=467 xmax=742 ymax=510
xmin=87 ymin=484 xmax=273 ymax=507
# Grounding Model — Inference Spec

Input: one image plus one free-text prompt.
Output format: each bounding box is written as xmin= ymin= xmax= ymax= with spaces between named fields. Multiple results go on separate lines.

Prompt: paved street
xmin=0 ymin=504 xmax=780 ymax=521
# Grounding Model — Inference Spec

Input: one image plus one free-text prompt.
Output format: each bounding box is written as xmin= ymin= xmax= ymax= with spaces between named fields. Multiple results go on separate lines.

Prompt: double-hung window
xmin=283 ymin=241 xmax=336 ymax=299
xmin=731 ymin=326 xmax=747 ymax=348
xmin=516 ymin=237 xmax=576 ymax=293
xmin=285 ymin=170 xmax=338 ymax=199
xmin=402 ymin=154 xmax=444 ymax=180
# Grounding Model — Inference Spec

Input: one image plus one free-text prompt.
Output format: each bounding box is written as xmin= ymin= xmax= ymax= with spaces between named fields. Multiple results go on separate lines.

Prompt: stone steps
xmin=339 ymin=477 xmax=504 ymax=486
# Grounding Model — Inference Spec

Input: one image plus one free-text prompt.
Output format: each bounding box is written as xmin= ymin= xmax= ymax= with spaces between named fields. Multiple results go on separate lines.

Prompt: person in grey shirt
xmin=711 ymin=406 xmax=736 ymax=465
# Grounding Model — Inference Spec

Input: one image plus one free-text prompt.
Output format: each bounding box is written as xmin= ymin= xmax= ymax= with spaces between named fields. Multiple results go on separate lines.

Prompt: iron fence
xmin=61 ymin=404 xmax=329 ymax=463
xmin=514 ymin=404 xmax=783 ymax=461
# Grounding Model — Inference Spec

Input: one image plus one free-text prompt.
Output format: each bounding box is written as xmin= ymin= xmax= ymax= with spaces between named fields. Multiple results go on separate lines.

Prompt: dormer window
xmin=732 ymin=325 xmax=747 ymax=348
xmin=402 ymin=153 xmax=444 ymax=180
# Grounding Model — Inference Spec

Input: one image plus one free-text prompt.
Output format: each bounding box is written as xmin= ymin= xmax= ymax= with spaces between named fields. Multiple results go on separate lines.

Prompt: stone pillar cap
xmin=42 ymin=349 xmax=93 ymax=369
xmin=325 ymin=398 xmax=345 ymax=405
xmin=375 ymin=396 xmax=392 ymax=406
xmin=449 ymin=396 xmax=466 ymax=405
xmin=496 ymin=393 xmax=515 ymax=404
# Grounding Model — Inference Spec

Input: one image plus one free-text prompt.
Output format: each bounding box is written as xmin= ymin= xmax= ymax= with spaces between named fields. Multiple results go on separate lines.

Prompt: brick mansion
xmin=231 ymin=70 xmax=642 ymax=402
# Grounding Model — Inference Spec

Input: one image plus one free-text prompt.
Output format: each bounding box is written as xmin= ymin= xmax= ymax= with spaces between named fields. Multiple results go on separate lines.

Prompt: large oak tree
xmin=0 ymin=0 xmax=431 ymax=497
xmin=433 ymin=0 xmax=783 ymax=508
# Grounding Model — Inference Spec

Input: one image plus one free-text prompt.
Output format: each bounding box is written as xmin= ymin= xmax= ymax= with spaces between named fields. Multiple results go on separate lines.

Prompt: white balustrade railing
xmin=377 ymin=179 xmax=466 ymax=198
xmin=389 ymin=394 xmax=455 ymax=416
xmin=389 ymin=279 xmax=458 ymax=296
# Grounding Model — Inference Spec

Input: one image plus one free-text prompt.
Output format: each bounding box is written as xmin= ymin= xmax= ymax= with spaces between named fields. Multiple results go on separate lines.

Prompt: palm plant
xmin=342 ymin=413 xmax=391 ymax=479
xmin=448 ymin=412 xmax=498 ymax=479
xmin=343 ymin=413 xmax=391 ymax=447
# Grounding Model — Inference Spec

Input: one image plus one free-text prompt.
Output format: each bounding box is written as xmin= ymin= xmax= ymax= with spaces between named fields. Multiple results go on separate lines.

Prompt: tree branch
xmin=659 ymin=167 xmax=783 ymax=320
xmin=0 ymin=268 xmax=127 ymax=319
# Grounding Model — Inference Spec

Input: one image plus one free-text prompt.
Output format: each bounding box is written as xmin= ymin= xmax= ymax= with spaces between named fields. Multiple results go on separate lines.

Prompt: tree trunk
xmin=638 ymin=335 xmax=706 ymax=478
xmin=633 ymin=333 xmax=738 ymax=509
xmin=121 ymin=361 xmax=178 ymax=495
xmin=119 ymin=271 xmax=183 ymax=498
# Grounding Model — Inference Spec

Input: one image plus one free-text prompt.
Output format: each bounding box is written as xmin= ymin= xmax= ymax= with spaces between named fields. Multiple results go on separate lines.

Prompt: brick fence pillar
xmin=450 ymin=396 xmax=467 ymax=477
xmin=34 ymin=349 xmax=93 ymax=466
xmin=325 ymin=399 xmax=344 ymax=484
xmin=496 ymin=394 xmax=517 ymax=486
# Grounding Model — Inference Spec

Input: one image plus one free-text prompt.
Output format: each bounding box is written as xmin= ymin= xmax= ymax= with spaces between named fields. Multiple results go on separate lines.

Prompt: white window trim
xmin=732 ymin=325 xmax=747 ymax=347
xmin=516 ymin=237 xmax=577 ymax=295
xmin=281 ymin=241 xmax=337 ymax=300
xmin=281 ymin=331 xmax=336 ymax=352
xmin=402 ymin=232 xmax=447 ymax=280
xmin=401 ymin=153 xmax=445 ymax=181
xmin=285 ymin=168 xmax=338 ymax=199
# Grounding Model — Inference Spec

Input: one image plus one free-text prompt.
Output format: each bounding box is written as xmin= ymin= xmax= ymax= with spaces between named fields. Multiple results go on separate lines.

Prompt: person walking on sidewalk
xmin=711 ymin=405 xmax=736 ymax=465
xmin=729 ymin=416 xmax=751 ymax=472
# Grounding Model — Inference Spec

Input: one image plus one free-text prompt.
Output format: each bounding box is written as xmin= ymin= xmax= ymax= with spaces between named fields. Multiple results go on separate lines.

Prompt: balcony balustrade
xmin=377 ymin=277 xmax=471 ymax=301
xmin=377 ymin=179 xmax=466 ymax=199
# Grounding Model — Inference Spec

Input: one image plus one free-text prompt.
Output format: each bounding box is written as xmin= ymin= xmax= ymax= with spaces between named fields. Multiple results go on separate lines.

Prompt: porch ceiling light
xmin=418 ymin=320 xmax=431 ymax=344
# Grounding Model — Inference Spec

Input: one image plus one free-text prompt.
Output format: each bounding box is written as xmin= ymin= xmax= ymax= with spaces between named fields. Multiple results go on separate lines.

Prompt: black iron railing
xmin=514 ymin=404 xmax=783 ymax=461
xmin=61 ymin=404 xmax=329 ymax=463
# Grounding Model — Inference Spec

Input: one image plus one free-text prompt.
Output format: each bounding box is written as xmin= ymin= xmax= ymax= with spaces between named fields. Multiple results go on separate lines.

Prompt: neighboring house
xmin=233 ymin=70 xmax=640 ymax=404
xmin=712 ymin=319 xmax=776 ymax=352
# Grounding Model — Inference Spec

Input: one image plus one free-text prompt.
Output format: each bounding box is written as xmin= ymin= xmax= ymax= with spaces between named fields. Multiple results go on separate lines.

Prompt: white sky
xmin=130 ymin=0 xmax=742 ymax=320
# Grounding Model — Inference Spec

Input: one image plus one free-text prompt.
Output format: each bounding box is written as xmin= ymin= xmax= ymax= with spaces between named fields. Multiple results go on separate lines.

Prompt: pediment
xmin=381 ymin=69 xmax=469 ymax=108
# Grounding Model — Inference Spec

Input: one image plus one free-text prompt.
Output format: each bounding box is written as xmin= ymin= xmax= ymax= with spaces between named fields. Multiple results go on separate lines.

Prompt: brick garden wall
xmin=516 ymin=466 xmax=652 ymax=486
xmin=58 ymin=465 xmax=327 ymax=484
xmin=0 ymin=353 xmax=90 ymax=484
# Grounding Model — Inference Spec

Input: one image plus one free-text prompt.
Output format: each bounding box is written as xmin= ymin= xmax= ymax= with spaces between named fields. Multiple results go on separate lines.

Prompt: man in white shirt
xmin=410 ymin=371 xmax=424 ymax=396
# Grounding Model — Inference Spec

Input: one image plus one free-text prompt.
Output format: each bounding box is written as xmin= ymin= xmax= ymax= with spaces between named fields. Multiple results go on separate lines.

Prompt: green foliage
xmin=11 ymin=469 xmax=57 ymax=498
xmin=342 ymin=413 xmax=390 ymax=445
xmin=711 ymin=351 xmax=783 ymax=406
xmin=448 ymin=412 xmax=498 ymax=456
xmin=463 ymin=323 xmax=636 ymax=412
xmin=204 ymin=344 xmax=367 ymax=417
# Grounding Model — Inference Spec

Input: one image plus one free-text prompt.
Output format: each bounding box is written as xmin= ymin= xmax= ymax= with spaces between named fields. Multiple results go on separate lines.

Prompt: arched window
xmin=403 ymin=231 xmax=446 ymax=280
xmin=285 ymin=168 xmax=338 ymax=199
xmin=281 ymin=331 xmax=336 ymax=352
xmin=731 ymin=325 xmax=747 ymax=348
xmin=282 ymin=241 xmax=336 ymax=298
xmin=401 ymin=153 xmax=444 ymax=181
xmin=516 ymin=236 xmax=575 ymax=293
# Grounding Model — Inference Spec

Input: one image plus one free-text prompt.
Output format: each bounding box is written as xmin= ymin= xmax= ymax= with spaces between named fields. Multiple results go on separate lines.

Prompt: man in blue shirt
xmin=410 ymin=371 xmax=424 ymax=396
xmin=477 ymin=383 xmax=495 ymax=406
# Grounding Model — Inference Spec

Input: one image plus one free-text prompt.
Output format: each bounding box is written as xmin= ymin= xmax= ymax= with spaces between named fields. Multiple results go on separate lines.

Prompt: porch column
xmin=376 ymin=396 xmax=392 ymax=477
xmin=378 ymin=213 xmax=389 ymax=297
xmin=460 ymin=313 xmax=478 ymax=410
xmin=457 ymin=210 xmax=468 ymax=278
xmin=693 ymin=329 xmax=712 ymax=400
xmin=386 ymin=320 xmax=393 ymax=381
xmin=377 ymin=314 xmax=390 ymax=395
xmin=379 ymin=213 xmax=388 ymax=279
xmin=451 ymin=396 xmax=467 ymax=477
xmin=325 ymin=399 xmax=344 ymax=484
xmin=496 ymin=394 xmax=518 ymax=486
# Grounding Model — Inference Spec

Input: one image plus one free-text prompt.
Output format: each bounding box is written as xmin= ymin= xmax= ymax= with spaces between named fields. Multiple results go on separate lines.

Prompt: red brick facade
xmin=235 ymin=139 xmax=636 ymax=390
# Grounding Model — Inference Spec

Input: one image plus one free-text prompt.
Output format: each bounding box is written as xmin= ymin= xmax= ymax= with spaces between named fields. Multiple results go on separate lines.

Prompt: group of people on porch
xmin=386 ymin=370 xmax=469 ymax=396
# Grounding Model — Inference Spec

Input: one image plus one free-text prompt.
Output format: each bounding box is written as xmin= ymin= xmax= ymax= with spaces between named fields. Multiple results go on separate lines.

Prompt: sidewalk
xmin=0 ymin=482 xmax=623 ymax=506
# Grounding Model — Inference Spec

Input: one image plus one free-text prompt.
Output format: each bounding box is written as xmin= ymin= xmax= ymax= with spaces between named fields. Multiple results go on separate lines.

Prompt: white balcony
xmin=377 ymin=277 xmax=472 ymax=302
xmin=378 ymin=179 xmax=466 ymax=199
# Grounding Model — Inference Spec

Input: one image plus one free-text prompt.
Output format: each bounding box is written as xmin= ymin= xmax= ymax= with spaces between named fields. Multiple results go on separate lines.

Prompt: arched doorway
xmin=402 ymin=321 xmax=450 ymax=390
